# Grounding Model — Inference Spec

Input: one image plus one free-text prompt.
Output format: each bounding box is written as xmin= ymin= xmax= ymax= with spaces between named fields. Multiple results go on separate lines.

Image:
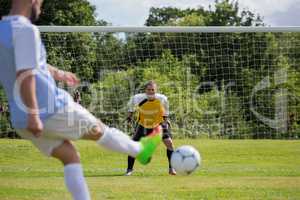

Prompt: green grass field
xmin=0 ymin=139 xmax=299 ymax=200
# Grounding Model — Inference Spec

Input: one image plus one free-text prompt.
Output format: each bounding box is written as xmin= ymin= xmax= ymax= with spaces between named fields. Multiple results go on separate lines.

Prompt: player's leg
xmin=16 ymin=129 xmax=91 ymax=200
xmin=81 ymin=121 xmax=141 ymax=158
xmin=67 ymin=102 xmax=161 ymax=165
xmin=84 ymin=122 xmax=161 ymax=165
xmin=125 ymin=125 xmax=145 ymax=176
xmin=51 ymin=140 xmax=91 ymax=200
xmin=43 ymin=101 xmax=161 ymax=165
xmin=161 ymin=122 xmax=176 ymax=175
xmin=163 ymin=137 xmax=176 ymax=175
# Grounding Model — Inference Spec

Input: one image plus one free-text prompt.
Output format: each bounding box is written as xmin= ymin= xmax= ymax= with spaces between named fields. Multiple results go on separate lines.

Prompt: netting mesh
xmin=1 ymin=28 xmax=300 ymax=139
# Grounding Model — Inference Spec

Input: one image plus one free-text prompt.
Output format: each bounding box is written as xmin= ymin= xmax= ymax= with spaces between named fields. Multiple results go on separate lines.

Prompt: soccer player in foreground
xmin=125 ymin=81 xmax=176 ymax=176
xmin=0 ymin=1 xmax=161 ymax=200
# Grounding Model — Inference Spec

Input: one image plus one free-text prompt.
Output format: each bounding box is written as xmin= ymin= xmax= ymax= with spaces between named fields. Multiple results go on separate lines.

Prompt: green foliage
xmin=0 ymin=0 xmax=300 ymax=139
xmin=44 ymin=32 xmax=98 ymax=81
xmin=37 ymin=0 xmax=99 ymax=26
xmin=145 ymin=0 xmax=263 ymax=27
xmin=170 ymin=13 xmax=206 ymax=26
xmin=219 ymin=89 xmax=252 ymax=138
xmin=0 ymin=0 xmax=10 ymax=18
xmin=209 ymin=0 xmax=241 ymax=25
xmin=145 ymin=7 xmax=190 ymax=26
xmin=38 ymin=0 xmax=104 ymax=81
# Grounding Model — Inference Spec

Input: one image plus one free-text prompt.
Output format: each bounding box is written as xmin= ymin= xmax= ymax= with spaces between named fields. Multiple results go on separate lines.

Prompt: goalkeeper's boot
xmin=169 ymin=167 xmax=177 ymax=175
xmin=124 ymin=169 xmax=133 ymax=176
xmin=136 ymin=126 xmax=162 ymax=165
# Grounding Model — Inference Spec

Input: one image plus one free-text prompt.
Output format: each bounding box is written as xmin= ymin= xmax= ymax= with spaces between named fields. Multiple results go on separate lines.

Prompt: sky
xmin=88 ymin=0 xmax=300 ymax=26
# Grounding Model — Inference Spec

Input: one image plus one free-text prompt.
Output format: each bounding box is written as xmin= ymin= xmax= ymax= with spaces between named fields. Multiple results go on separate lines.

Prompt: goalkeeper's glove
xmin=127 ymin=116 xmax=133 ymax=123
xmin=162 ymin=116 xmax=171 ymax=129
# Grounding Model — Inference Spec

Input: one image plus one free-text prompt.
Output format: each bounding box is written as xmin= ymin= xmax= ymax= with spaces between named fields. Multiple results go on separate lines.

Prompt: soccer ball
xmin=171 ymin=145 xmax=201 ymax=175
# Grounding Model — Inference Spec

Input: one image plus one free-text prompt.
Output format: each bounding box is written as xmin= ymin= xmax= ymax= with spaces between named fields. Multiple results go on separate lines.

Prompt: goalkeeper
xmin=125 ymin=80 xmax=176 ymax=176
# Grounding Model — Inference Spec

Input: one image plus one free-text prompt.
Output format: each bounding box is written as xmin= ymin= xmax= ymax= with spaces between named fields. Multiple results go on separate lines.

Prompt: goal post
xmin=2 ymin=26 xmax=300 ymax=139
xmin=37 ymin=26 xmax=300 ymax=139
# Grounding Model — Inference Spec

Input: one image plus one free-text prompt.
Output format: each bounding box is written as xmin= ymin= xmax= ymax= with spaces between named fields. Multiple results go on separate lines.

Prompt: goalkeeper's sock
xmin=97 ymin=127 xmax=141 ymax=157
xmin=167 ymin=149 xmax=174 ymax=168
xmin=64 ymin=163 xmax=90 ymax=200
xmin=127 ymin=156 xmax=135 ymax=171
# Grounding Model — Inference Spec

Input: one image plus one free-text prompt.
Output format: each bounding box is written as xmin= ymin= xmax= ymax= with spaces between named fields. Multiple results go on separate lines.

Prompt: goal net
xmin=1 ymin=26 xmax=300 ymax=139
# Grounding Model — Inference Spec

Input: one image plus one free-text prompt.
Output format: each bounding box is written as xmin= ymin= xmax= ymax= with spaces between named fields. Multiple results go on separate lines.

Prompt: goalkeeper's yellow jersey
xmin=128 ymin=93 xmax=169 ymax=129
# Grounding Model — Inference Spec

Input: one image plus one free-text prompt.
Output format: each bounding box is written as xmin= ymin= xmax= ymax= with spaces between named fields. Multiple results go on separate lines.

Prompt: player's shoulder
xmin=10 ymin=16 xmax=35 ymax=28
xmin=156 ymin=93 xmax=168 ymax=101
xmin=11 ymin=17 xmax=40 ymax=37
xmin=16 ymin=23 xmax=39 ymax=36
xmin=132 ymin=93 xmax=147 ymax=101
xmin=0 ymin=16 xmax=37 ymax=33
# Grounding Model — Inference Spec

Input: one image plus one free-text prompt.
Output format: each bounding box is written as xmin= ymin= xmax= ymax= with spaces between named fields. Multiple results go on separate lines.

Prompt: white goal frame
xmin=36 ymin=26 xmax=300 ymax=139
xmin=39 ymin=26 xmax=300 ymax=33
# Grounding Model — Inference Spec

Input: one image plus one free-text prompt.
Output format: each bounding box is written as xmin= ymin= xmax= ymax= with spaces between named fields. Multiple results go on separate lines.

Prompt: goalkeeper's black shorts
xmin=132 ymin=122 xmax=172 ymax=141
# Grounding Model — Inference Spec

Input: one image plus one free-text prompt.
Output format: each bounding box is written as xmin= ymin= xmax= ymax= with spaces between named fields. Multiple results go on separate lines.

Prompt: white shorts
xmin=16 ymin=102 xmax=99 ymax=156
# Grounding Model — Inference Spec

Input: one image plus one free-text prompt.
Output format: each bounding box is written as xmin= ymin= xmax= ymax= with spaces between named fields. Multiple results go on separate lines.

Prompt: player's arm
xmin=14 ymin=25 xmax=43 ymax=137
xmin=163 ymin=115 xmax=168 ymax=121
xmin=162 ymin=96 xmax=169 ymax=117
xmin=127 ymin=112 xmax=134 ymax=123
xmin=127 ymin=96 xmax=136 ymax=123
xmin=162 ymin=96 xmax=171 ymax=128
xmin=163 ymin=115 xmax=171 ymax=128
xmin=47 ymin=64 xmax=80 ymax=86
xmin=16 ymin=70 xmax=43 ymax=137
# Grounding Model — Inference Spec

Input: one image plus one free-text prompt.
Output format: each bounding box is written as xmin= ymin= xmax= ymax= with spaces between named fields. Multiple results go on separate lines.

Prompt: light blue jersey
xmin=0 ymin=15 xmax=72 ymax=129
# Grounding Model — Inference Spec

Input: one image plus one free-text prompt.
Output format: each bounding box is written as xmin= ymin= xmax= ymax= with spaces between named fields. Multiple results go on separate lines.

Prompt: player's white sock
xmin=64 ymin=163 xmax=91 ymax=200
xmin=97 ymin=127 xmax=141 ymax=157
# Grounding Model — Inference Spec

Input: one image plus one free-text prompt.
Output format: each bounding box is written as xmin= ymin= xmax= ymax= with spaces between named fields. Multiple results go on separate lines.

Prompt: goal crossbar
xmin=38 ymin=26 xmax=300 ymax=33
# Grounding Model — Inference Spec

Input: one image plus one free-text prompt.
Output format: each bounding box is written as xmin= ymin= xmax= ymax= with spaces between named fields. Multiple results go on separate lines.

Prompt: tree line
xmin=0 ymin=0 xmax=299 ymax=139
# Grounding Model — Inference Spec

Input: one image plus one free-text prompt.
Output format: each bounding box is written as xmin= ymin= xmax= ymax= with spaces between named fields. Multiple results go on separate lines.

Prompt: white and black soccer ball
xmin=171 ymin=145 xmax=201 ymax=175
